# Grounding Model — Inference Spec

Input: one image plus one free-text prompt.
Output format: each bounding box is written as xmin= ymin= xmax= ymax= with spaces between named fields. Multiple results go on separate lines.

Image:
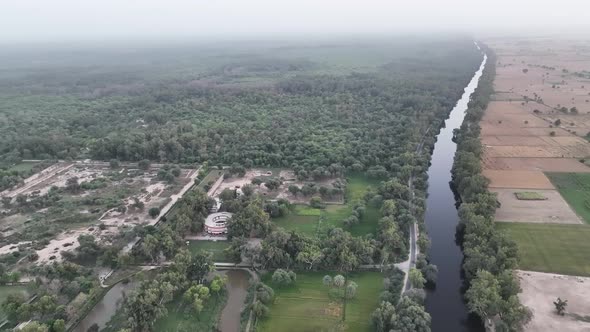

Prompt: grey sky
xmin=1 ymin=0 xmax=589 ymax=42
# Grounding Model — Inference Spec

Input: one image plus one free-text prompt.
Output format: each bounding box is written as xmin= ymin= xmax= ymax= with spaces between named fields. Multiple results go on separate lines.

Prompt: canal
xmin=424 ymin=45 xmax=487 ymax=332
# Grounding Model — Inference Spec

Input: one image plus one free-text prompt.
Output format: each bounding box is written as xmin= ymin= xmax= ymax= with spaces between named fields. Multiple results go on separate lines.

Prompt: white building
xmin=204 ymin=212 xmax=232 ymax=235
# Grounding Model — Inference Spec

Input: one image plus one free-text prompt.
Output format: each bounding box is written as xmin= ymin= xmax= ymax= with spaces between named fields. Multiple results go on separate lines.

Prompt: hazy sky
xmin=1 ymin=0 xmax=589 ymax=42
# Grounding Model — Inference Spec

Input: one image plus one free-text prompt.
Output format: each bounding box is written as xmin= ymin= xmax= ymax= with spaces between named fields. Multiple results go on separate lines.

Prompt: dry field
xmin=483 ymin=170 xmax=555 ymax=189
xmin=493 ymin=189 xmax=581 ymax=224
xmin=518 ymin=270 xmax=590 ymax=332
xmin=482 ymin=157 xmax=590 ymax=172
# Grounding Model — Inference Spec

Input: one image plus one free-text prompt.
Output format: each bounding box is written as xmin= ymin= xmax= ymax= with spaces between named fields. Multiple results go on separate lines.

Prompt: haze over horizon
xmin=2 ymin=0 xmax=590 ymax=44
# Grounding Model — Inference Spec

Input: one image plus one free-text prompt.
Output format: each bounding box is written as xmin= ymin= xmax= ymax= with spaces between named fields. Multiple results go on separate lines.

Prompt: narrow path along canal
xmin=424 ymin=45 xmax=487 ymax=332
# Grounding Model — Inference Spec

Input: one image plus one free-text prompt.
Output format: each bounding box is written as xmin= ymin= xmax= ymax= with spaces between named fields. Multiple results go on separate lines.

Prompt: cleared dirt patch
xmin=493 ymin=189 xmax=581 ymax=224
xmin=518 ymin=270 xmax=590 ymax=332
xmin=483 ymin=170 xmax=554 ymax=189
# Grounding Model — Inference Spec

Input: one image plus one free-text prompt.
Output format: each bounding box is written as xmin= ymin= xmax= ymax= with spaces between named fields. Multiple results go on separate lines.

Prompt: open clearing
xmin=210 ymin=168 xmax=345 ymax=205
xmin=0 ymin=161 xmax=197 ymax=264
xmin=518 ymin=270 xmax=590 ymax=332
xmin=493 ymin=189 xmax=581 ymax=224
xmin=483 ymin=170 xmax=554 ymax=189
xmin=258 ymin=271 xmax=382 ymax=332
xmin=271 ymin=174 xmax=381 ymax=237
xmin=547 ymin=172 xmax=590 ymax=224
xmin=497 ymin=222 xmax=590 ymax=276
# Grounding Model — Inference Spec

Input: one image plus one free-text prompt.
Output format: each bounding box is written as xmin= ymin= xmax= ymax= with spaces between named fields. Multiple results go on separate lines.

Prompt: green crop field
xmin=546 ymin=172 xmax=590 ymax=224
xmin=497 ymin=222 xmax=590 ymax=276
xmin=257 ymin=271 xmax=382 ymax=332
xmin=187 ymin=240 xmax=231 ymax=262
xmin=272 ymin=174 xmax=382 ymax=237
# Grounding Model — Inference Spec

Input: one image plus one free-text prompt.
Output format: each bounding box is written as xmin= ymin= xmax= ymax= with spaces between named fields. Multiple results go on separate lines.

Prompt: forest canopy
xmin=0 ymin=38 xmax=480 ymax=180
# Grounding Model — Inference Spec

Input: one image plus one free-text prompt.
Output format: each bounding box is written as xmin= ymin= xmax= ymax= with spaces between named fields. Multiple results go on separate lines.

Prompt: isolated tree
xmin=251 ymin=178 xmax=263 ymax=187
xmin=255 ymin=282 xmax=275 ymax=305
xmin=309 ymin=196 xmax=323 ymax=208
xmin=409 ymin=268 xmax=426 ymax=289
xmin=148 ymin=207 xmax=160 ymax=218
xmin=138 ymin=159 xmax=150 ymax=170
xmin=288 ymin=185 xmax=300 ymax=196
xmin=271 ymin=269 xmax=296 ymax=287
xmin=241 ymin=184 xmax=254 ymax=197
xmin=65 ymin=177 xmax=80 ymax=193
xmin=322 ymin=275 xmax=333 ymax=287
xmin=52 ymin=319 xmax=66 ymax=332
xmin=264 ymin=178 xmax=281 ymax=191
xmin=109 ymin=159 xmax=120 ymax=169
xmin=553 ymin=297 xmax=568 ymax=316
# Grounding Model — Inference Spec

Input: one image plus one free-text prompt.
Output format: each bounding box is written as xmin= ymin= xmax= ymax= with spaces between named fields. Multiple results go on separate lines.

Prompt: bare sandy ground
xmin=493 ymin=189 xmax=582 ymax=224
xmin=518 ymin=270 xmax=590 ymax=332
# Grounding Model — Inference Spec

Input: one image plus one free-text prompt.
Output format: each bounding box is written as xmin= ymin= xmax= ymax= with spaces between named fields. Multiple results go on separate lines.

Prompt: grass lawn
xmin=272 ymin=174 xmax=382 ymax=237
xmin=497 ymin=222 xmax=590 ymax=276
xmin=6 ymin=161 xmax=37 ymax=172
xmin=257 ymin=271 xmax=382 ymax=332
xmin=273 ymin=205 xmax=321 ymax=235
xmin=546 ymin=172 xmax=590 ymax=224
xmin=153 ymin=290 xmax=227 ymax=332
xmin=187 ymin=240 xmax=231 ymax=262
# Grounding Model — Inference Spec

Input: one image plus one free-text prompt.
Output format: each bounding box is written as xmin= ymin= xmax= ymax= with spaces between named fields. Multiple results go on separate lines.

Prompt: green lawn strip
xmin=546 ymin=172 xmax=590 ymax=224
xmin=496 ymin=222 xmax=590 ymax=276
xmin=187 ymin=240 xmax=231 ymax=262
xmin=514 ymin=191 xmax=546 ymax=200
xmin=258 ymin=271 xmax=382 ymax=332
xmin=153 ymin=289 xmax=227 ymax=332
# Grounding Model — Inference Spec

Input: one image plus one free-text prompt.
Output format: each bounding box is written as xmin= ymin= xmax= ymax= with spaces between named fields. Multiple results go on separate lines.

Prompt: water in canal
xmin=424 ymin=48 xmax=487 ymax=332
xmin=73 ymin=281 xmax=138 ymax=332
xmin=219 ymin=269 xmax=250 ymax=332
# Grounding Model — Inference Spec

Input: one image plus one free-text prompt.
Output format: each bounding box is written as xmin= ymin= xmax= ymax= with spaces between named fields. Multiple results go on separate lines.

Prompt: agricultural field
xmin=497 ymin=222 xmax=590 ymax=276
xmin=483 ymin=170 xmax=554 ymax=189
xmin=493 ymin=188 xmax=581 ymax=224
xmin=547 ymin=172 xmax=590 ymax=224
xmin=257 ymin=271 xmax=382 ymax=332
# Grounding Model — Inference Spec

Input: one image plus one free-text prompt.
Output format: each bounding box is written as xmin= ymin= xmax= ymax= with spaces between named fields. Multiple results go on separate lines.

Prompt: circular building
xmin=204 ymin=212 xmax=232 ymax=235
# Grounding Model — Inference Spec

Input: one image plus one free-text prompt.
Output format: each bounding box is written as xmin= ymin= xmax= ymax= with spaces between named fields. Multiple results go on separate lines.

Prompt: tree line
xmin=451 ymin=45 xmax=531 ymax=331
